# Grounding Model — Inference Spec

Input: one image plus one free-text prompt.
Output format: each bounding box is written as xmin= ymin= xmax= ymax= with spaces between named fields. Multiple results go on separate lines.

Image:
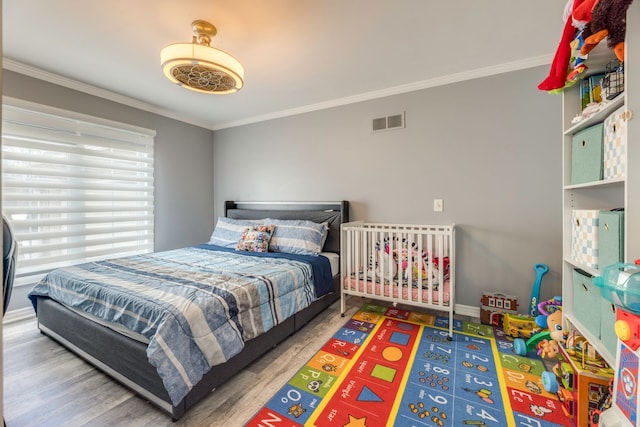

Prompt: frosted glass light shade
xmin=161 ymin=42 xmax=244 ymax=94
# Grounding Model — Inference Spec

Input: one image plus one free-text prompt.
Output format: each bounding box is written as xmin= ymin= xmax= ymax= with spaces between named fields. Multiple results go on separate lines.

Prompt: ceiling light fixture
xmin=161 ymin=20 xmax=244 ymax=94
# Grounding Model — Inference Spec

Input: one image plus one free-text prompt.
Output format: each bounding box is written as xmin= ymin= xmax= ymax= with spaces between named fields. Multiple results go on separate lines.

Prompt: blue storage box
xmin=598 ymin=210 xmax=624 ymax=269
xmin=571 ymin=123 xmax=604 ymax=184
xmin=572 ymin=268 xmax=601 ymax=335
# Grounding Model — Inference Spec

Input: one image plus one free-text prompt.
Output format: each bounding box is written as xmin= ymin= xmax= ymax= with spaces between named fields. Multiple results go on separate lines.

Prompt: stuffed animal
xmin=535 ymin=308 xmax=566 ymax=358
xmin=580 ymin=0 xmax=634 ymax=61
xmin=538 ymin=0 xmax=587 ymax=91
xmin=538 ymin=338 xmax=562 ymax=358
xmin=513 ymin=297 xmax=566 ymax=358
xmin=572 ymin=0 xmax=600 ymax=29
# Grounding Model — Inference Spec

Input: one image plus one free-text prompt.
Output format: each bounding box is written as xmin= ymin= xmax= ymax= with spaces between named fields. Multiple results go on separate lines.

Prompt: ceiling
xmin=3 ymin=1 xmax=567 ymax=130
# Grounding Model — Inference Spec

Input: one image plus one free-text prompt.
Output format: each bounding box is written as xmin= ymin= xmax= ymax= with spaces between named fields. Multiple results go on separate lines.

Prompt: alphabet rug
xmin=245 ymin=303 xmax=575 ymax=426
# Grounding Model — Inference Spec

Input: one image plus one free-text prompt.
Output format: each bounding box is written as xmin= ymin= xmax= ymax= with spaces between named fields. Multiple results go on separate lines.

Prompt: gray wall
xmin=213 ymin=66 xmax=563 ymax=310
xmin=3 ymin=65 xmax=564 ymax=314
xmin=2 ymin=70 xmax=215 ymax=311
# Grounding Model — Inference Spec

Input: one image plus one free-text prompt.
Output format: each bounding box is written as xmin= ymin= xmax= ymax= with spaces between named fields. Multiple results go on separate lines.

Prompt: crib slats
xmin=340 ymin=222 xmax=455 ymax=338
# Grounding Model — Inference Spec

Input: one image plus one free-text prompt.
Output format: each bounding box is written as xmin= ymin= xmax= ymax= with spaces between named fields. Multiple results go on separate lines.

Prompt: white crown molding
xmin=2 ymin=59 xmax=213 ymax=130
xmin=4 ymin=54 xmax=553 ymax=132
xmin=212 ymin=54 xmax=554 ymax=130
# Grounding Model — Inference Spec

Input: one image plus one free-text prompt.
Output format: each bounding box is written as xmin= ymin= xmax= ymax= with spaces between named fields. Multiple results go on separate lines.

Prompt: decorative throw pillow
xmin=263 ymin=218 xmax=329 ymax=255
xmin=209 ymin=217 xmax=260 ymax=248
xmin=236 ymin=225 xmax=275 ymax=252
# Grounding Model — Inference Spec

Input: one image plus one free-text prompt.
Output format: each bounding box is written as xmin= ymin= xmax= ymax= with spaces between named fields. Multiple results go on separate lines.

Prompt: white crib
xmin=340 ymin=221 xmax=456 ymax=338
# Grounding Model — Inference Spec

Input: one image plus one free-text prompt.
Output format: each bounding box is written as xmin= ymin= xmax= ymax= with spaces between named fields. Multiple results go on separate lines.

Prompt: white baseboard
xmin=3 ymin=307 xmax=35 ymax=324
xmin=454 ymin=303 xmax=480 ymax=320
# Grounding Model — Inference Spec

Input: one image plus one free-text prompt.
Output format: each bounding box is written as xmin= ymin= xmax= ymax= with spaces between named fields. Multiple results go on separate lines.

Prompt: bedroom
xmin=3 ymin=0 xmax=635 ymax=425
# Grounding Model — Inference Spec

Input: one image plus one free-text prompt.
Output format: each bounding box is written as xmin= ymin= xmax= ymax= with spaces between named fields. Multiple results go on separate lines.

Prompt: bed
xmin=28 ymin=200 xmax=349 ymax=421
xmin=340 ymin=221 xmax=455 ymax=338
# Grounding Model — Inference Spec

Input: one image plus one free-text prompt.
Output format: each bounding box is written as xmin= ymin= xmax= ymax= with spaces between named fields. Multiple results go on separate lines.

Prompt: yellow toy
xmin=502 ymin=313 xmax=538 ymax=339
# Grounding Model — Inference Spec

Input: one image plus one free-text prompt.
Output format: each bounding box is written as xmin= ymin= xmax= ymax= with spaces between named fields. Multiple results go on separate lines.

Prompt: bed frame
xmin=340 ymin=221 xmax=455 ymax=338
xmin=35 ymin=200 xmax=349 ymax=421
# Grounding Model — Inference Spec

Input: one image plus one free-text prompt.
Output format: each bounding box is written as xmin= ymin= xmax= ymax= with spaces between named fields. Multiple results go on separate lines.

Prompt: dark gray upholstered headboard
xmin=224 ymin=201 xmax=349 ymax=254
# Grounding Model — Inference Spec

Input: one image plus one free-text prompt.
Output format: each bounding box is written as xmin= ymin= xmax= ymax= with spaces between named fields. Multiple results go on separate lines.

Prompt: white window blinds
xmin=2 ymin=98 xmax=156 ymax=288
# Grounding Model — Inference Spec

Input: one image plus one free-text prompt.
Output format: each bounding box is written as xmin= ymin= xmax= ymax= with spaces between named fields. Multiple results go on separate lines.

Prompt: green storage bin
xmin=572 ymin=268 xmax=601 ymax=336
xmin=600 ymin=299 xmax=617 ymax=357
xmin=571 ymin=123 xmax=604 ymax=184
xmin=598 ymin=210 xmax=624 ymax=269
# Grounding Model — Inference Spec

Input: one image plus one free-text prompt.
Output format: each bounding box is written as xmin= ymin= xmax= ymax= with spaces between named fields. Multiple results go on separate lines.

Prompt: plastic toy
xmin=502 ymin=313 xmax=538 ymax=339
xmin=528 ymin=263 xmax=549 ymax=317
xmin=614 ymin=308 xmax=640 ymax=351
xmin=514 ymin=297 xmax=564 ymax=357
xmin=541 ymin=342 xmax=614 ymax=426
xmin=588 ymin=378 xmax=613 ymax=427
xmin=594 ymin=262 xmax=640 ymax=315
xmin=541 ymin=361 xmax=577 ymax=421
xmin=480 ymin=292 xmax=519 ymax=326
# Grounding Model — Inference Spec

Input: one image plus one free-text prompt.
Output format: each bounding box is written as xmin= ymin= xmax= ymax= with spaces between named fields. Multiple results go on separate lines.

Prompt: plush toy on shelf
xmin=580 ymin=0 xmax=635 ymax=61
xmin=538 ymin=0 xmax=587 ymax=92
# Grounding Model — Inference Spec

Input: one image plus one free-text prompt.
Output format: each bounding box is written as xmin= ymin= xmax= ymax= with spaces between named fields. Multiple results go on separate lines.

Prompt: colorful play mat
xmin=245 ymin=303 xmax=573 ymax=426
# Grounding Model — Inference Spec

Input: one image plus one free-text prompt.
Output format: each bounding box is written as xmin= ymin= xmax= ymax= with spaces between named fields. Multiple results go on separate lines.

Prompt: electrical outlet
xmin=434 ymin=199 xmax=443 ymax=212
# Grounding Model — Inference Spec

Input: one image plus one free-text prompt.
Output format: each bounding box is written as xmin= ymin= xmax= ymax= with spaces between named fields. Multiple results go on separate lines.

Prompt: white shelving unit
xmin=561 ymin=2 xmax=640 ymax=370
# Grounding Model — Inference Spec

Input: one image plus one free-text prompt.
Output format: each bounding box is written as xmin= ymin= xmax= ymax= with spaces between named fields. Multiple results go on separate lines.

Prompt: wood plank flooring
xmin=3 ymin=297 xmax=470 ymax=427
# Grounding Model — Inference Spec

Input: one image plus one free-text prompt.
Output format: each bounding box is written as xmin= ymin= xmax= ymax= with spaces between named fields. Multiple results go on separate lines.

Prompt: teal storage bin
xmin=600 ymin=299 xmax=617 ymax=357
xmin=572 ymin=268 xmax=601 ymax=336
xmin=598 ymin=210 xmax=624 ymax=269
xmin=571 ymin=123 xmax=604 ymax=184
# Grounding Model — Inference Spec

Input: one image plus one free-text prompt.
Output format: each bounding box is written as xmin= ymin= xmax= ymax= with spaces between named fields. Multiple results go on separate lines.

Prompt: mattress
xmin=64 ymin=251 xmax=339 ymax=345
xmin=343 ymin=277 xmax=451 ymax=305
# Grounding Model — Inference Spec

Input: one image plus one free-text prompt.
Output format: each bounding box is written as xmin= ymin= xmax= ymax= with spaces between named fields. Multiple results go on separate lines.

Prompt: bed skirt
xmin=36 ymin=277 xmax=340 ymax=420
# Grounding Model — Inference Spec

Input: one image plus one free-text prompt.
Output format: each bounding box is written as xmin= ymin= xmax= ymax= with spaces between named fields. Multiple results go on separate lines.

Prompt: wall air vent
xmin=371 ymin=112 xmax=405 ymax=133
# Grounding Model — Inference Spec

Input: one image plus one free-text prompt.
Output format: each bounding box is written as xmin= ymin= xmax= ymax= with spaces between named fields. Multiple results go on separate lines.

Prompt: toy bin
xmin=573 ymin=268 xmax=602 ymax=335
xmin=571 ymin=122 xmax=604 ymax=184
xmin=594 ymin=263 xmax=640 ymax=314
xmin=598 ymin=210 xmax=624 ymax=269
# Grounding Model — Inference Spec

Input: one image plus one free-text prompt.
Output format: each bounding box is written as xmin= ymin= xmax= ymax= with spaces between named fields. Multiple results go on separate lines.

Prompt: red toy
xmin=615 ymin=308 xmax=640 ymax=351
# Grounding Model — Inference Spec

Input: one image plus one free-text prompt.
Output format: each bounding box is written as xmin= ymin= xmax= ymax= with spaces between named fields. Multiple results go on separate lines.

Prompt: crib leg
xmin=340 ymin=293 xmax=345 ymax=317
xmin=448 ymin=309 xmax=454 ymax=340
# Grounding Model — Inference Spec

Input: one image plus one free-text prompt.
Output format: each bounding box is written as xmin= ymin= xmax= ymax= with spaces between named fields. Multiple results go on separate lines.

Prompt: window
xmin=2 ymin=98 xmax=156 ymax=288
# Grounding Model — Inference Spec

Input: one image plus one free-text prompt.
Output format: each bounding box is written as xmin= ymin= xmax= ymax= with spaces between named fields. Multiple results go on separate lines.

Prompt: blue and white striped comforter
xmin=28 ymin=245 xmax=333 ymax=405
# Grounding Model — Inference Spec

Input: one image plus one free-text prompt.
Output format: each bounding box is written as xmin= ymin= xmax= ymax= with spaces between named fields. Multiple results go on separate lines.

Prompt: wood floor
xmin=3 ymin=297 xmax=469 ymax=427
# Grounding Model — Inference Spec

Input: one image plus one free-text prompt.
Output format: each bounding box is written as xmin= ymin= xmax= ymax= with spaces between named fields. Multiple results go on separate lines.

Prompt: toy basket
xmin=602 ymin=59 xmax=624 ymax=100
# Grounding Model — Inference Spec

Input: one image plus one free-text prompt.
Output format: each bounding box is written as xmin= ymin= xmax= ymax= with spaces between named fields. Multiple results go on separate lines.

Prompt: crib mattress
xmin=343 ymin=277 xmax=450 ymax=305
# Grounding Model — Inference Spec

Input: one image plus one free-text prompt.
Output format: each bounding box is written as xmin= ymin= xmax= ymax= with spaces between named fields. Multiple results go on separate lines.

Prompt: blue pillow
xmin=264 ymin=218 xmax=329 ymax=255
xmin=208 ymin=217 xmax=258 ymax=248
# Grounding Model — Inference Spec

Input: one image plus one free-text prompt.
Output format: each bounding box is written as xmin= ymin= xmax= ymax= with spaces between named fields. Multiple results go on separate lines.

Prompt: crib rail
xmin=340 ymin=221 xmax=455 ymax=336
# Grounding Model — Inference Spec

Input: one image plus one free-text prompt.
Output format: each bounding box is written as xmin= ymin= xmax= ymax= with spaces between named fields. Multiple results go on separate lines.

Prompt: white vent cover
xmin=372 ymin=112 xmax=405 ymax=133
